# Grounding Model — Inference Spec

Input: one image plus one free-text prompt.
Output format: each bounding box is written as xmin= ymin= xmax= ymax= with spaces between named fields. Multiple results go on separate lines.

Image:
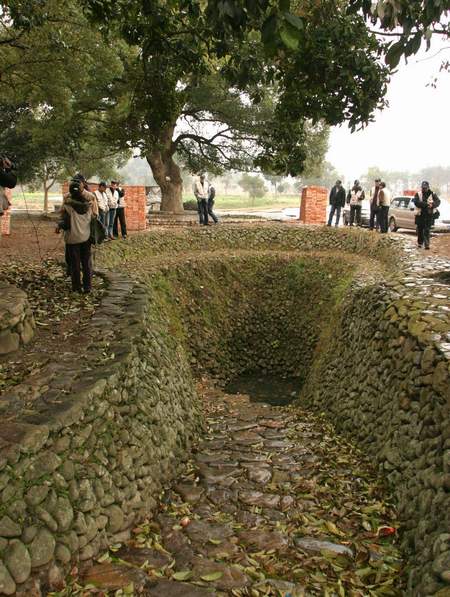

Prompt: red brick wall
xmin=1 ymin=189 xmax=12 ymax=235
xmin=61 ymin=182 xmax=147 ymax=232
xmin=299 ymin=186 xmax=328 ymax=225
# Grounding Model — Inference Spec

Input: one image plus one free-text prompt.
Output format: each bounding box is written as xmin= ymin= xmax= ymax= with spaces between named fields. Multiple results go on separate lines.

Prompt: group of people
xmin=57 ymin=174 xmax=128 ymax=294
xmin=328 ymin=178 xmax=440 ymax=249
xmin=193 ymin=174 xmax=219 ymax=225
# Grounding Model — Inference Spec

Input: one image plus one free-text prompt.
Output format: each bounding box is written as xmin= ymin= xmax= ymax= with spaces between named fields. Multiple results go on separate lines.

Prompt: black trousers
xmin=349 ymin=205 xmax=362 ymax=226
xmin=208 ymin=198 xmax=218 ymax=223
xmin=327 ymin=204 xmax=341 ymax=226
xmin=198 ymin=198 xmax=208 ymax=225
xmin=379 ymin=206 xmax=389 ymax=233
xmin=113 ymin=207 xmax=127 ymax=237
xmin=417 ymin=224 xmax=431 ymax=248
xmin=369 ymin=205 xmax=379 ymax=230
xmin=67 ymin=241 xmax=92 ymax=292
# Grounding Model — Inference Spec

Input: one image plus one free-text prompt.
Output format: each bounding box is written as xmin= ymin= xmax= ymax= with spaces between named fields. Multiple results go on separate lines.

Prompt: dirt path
xmin=76 ymin=383 xmax=404 ymax=596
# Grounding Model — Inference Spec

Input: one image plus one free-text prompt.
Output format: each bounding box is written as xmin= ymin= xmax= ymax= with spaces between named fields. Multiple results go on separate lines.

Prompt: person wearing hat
xmin=347 ymin=180 xmax=365 ymax=226
xmin=413 ymin=181 xmax=440 ymax=250
xmin=369 ymin=178 xmax=381 ymax=231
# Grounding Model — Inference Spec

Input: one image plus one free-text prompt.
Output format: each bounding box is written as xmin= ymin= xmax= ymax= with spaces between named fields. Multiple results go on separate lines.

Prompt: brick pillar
xmin=1 ymin=189 xmax=12 ymax=235
xmin=124 ymin=186 xmax=146 ymax=231
xmin=404 ymin=189 xmax=417 ymax=197
xmin=299 ymin=186 xmax=328 ymax=225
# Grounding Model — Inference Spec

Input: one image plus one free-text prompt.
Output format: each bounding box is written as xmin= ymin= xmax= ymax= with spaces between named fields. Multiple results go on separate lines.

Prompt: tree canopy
xmin=2 ymin=0 xmax=449 ymax=212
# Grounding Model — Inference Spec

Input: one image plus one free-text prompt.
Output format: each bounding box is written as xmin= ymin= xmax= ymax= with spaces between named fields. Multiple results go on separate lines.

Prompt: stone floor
xmin=74 ymin=382 xmax=404 ymax=596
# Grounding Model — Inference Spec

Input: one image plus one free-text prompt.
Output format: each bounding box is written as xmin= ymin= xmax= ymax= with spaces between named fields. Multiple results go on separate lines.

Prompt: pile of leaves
xmin=0 ymin=259 xmax=104 ymax=395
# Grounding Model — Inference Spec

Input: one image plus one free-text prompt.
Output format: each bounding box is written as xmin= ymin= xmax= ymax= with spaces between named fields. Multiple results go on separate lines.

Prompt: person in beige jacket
xmin=58 ymin=181 xmax=98 ymax=293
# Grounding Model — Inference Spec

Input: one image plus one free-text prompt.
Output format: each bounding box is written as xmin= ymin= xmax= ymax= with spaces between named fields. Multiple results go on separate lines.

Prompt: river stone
xmin=185 ymin=520 xmax=233 ymax=545
xmin=238 ymin=529 xmax=288 ymax=551
xmin=174 ymin=483 xmax=204 ymax=503
xmin=25 ymin=485 xmax=49 ymax=506
xmin=0 ymin=561 xmax=16 ymax=595
xmin=248 ymin=467 xmax=272 ymax=484
xmin=55 ymin=543 xmax=72 ymax=564
xmin=294 ymin=537 xmax=354 ymax=558
xmin=191 ymin=557 xmax=250 ymax=591
xmin=115 ymin=546 xmax=171 ymax=569
xmin=5 ymin=539 xmax=31 ymax=584
xmin=0 ymin=330 xmax=20 ymax=355
xmin=146 ymin=578 xmax=216 ymax=596
xmin=105 ymin=504 xmax=124 ymax=533
xmin=81 ymin=563 xmax=150 ymax=591
xmin=53 ymin=496 xmax=74 ymax=531
xmin=0 ymin=515 xmax=21 ymax=537
xmin=29 ymin=528 xmax=56 ymax=567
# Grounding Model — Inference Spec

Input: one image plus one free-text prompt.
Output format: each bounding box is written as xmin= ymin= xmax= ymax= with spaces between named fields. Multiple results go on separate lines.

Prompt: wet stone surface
xmin=76 ymin=382 xmax=404 ymax=596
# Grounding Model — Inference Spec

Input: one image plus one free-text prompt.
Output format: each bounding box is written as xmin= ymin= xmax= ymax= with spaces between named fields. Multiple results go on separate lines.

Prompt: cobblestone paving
xmin=73 ymin=383 xmax=404 ymax=597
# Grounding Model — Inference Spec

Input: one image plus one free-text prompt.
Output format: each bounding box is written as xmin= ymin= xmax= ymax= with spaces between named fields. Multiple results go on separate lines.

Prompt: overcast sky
xmin=327 ymin=38 xmax=450 ymax=182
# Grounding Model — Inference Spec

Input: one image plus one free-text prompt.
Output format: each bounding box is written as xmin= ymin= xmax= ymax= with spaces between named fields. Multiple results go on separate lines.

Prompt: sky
xmin=326 ymin=39 xmax=450 ymax=182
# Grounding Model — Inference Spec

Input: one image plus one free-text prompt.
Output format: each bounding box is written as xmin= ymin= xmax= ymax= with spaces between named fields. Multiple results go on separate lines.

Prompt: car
xmin=342 ymin=200 xmax=371 ymax=227
xmin=388 ymin=196 xmax=450 ymax=232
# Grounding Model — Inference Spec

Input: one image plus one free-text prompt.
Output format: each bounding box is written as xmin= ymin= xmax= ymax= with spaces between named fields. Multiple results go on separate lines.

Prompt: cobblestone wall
xmin=302 ymin=253 xmax=450 ymax=596
xmin=0 ymin=282 xmax=35 ymax=355
xmin=0 ymin=273 xmax=201 ymax=595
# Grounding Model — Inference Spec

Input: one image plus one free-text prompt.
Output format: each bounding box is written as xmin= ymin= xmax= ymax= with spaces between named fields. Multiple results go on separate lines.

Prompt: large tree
xmin=0 ymin=0 xmax=129 ymax=207
xmin=76 ymin=0 xmax=395 ymax=212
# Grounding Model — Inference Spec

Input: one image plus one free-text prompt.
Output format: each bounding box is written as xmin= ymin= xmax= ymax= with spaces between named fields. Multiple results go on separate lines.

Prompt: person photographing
xmin=57 ymin=180 xmax=98 ymax=293
xmin=0 ymin=157 xmax=17 ymax=235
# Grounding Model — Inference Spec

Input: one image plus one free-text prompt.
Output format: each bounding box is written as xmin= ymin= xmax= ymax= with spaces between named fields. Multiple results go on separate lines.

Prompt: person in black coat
xmin=414 ymin=180 xmax=440 ymax=250
xmin=0 ymin=158 xmax=17 ymax=189
xmin=327 ymin=180 xmax=346 ymax=227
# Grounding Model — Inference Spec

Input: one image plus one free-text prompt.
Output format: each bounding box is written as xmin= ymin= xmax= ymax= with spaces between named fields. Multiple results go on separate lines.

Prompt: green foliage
xmin=238 ymin=174 xmax=267 ymax=199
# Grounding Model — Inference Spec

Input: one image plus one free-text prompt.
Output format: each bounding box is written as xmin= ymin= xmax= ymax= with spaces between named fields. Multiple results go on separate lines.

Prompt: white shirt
xmin=94 ymin=190 xmax=109 ymax=212
xmin=193 ymin=179 xmax=209 ymax=200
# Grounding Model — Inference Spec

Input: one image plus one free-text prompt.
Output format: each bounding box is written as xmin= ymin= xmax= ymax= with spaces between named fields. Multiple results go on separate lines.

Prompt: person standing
xmin=113 ymin=183 xmax=127 ymax=238
xmin=414 ymin=181 xmax=440 ymax=250
xmin=0 ymin=157 xmax=16 ymax=237
xmin=207 ymin=185 xmax=219 ymax=224
xmin=327 ymin=180 xmax=346 ymax=227
xmin=378 ymin=182 xmax=391 ymax=234
xmin=57 ymin=181 xmax=98 ymax=293
xmin=94 ymin=181 xmax=109 ymax=229
xmin=193 ymin=173 xmax=209 ymax=226
xmin=369 ymin=178 xmax=381 ymax=231
xmin=106 ymin=180 xmax=119 ymax=239
xmin=347 ymin=180 xmax=365 ymax=226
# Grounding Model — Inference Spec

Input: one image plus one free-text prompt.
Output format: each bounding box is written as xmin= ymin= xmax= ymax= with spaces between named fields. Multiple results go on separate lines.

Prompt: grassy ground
xmin=185 ymin=193 xmax=300 ymax=211
xmin=12 ymin=191 xmax=299 ymax=212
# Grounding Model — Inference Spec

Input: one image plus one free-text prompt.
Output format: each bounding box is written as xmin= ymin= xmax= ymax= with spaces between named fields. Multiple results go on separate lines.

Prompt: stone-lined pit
xmin=0 ymin=225 xmax=448 ymax=596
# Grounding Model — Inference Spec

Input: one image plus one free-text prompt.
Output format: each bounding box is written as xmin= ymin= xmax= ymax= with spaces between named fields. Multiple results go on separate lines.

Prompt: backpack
xmin=90 ymin=217 xmax=106 ymax=245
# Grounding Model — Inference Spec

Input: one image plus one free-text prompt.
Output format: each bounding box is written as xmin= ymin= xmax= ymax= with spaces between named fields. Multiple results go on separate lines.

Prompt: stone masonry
xmin=0 ymin=282 xmax=35 ymax=355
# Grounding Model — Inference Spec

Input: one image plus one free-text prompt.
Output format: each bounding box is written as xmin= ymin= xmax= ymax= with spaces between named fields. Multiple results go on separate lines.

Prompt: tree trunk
xmin=146 ymin=125 xmax=184 ymax=214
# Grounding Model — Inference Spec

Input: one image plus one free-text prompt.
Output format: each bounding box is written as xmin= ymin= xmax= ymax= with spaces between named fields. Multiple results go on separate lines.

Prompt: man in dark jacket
xmin=414 ymin=181 xmax=440 ymax=250
xmin=369 ymin=178 xmax=381 ymax=231
xmin=0 ymin=158 xmax=17 ymax=234
xmin=327 ymin=180 xmax=346 ymax=227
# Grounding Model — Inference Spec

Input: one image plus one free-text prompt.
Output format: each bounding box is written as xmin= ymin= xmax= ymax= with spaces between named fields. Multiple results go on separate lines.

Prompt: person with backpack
xmin=57 ymin=180 xmax=98 ymax=293
xmin=414 ymin=181 xmax=440 ymax=250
